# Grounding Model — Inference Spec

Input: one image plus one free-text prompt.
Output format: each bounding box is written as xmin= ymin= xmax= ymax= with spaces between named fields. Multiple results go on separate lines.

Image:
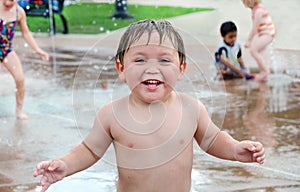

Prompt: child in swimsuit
xmin=0 ymin=0 xmax=49 ymax=119
xmin=33 ymin=19 xmax=265 ymax=192
xmin=242 ymin=0 xmax=275 ymax=82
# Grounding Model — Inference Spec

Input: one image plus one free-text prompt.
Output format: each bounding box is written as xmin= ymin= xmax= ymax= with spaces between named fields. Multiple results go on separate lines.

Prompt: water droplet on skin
xmin=12 ymin=66 xmax=16 ymax=70
xmin=99 ymin=27 xmax=104 ymax=31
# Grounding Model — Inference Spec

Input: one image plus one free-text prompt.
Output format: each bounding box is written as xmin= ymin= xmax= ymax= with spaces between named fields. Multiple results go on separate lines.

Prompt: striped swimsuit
xmin=0 ymin=7 xmax=18 ymax=62
xmin=252 ymin=4 xmax=275 ymax=38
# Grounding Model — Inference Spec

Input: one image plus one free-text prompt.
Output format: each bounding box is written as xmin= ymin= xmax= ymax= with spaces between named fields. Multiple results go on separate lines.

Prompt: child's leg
xmin=2 ymin=51 xmax=28 ymax=120
xmin=250 ymin=35 xmax=273 ymax=81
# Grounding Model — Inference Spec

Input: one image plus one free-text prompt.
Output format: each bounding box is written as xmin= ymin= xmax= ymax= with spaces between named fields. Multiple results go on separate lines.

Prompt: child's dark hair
xmin=220 ymin=21 xmax=237 ymax=37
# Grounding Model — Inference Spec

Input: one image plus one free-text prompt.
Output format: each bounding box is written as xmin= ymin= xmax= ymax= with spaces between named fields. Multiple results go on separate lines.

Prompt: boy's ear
xmin=178 ymin=61 xmax=187 ymax=80
xmin=115 ymin=59 xmax=125 ymax=81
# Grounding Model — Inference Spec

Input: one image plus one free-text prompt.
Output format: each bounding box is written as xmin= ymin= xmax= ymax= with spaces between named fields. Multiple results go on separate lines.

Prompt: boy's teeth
xmin=144 ymin=80 xmax=160 ymax=85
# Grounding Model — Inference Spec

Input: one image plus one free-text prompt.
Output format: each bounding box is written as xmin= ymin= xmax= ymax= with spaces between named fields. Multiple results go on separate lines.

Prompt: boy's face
xmin=116 ymin=31 xmax=186 ymax=103
xmin=223 ymin=31 xmax=237 ymax=46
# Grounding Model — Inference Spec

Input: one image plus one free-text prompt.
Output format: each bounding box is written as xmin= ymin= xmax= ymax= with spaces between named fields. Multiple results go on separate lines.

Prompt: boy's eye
xmin=135 ymin=59 xmax=145 ymax=63
xmin=159 ymin=58 xmax=170 ymax=63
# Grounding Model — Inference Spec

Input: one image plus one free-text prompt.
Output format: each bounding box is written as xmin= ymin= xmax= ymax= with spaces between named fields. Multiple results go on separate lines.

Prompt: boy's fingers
xmin=245 ymin=141 xmax=263 ymax=152
xmin=37 ymin=161 xmax=51 ymax=169
xmin=33 ymin=169 xmax=44 ymax=177
xmin=33 ymin=161 xmax=52 ymax=177
xmin=253 ymin=142 xmax=263 ymax=150
xmin=48 ymin=159 xmax=61 ymax=171
xmin=256 ymin=154 xmax=265 ymax=164
xmin=243 ymin=141 xmax=256 ymax=152
xmin=254 ymin=148 xmax=265 ymax=159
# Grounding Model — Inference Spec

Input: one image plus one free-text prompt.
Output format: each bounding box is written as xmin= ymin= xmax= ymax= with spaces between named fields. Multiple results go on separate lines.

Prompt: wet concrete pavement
xmin=1 ymin=0 xmax=300 ymax=191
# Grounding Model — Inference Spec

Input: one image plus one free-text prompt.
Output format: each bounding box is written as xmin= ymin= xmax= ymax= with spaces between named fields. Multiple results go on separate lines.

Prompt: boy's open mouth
xmin=142 ymin=80 xmax=163 ymax=86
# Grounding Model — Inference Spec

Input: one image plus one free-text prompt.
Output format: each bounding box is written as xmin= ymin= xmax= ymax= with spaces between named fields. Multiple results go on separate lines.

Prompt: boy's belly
xmin=116 ymin=143 xmax=193 ymax=192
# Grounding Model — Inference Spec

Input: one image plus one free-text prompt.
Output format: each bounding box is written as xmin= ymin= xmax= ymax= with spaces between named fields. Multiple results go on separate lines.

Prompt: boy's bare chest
xmin=111 ymin=109 xmax=183 ymax=149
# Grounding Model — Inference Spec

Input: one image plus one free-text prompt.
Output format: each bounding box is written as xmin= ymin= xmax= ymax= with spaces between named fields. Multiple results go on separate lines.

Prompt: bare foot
xmin=17 ymin=112 xmax=29 ymax=120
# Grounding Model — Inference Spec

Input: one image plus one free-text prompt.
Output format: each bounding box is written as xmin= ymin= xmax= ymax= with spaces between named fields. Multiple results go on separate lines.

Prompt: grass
xmin=24 ymin=2 xmax=213 ymax=34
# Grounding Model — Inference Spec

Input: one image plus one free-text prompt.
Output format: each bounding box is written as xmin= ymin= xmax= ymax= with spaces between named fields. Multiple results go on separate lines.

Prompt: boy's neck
xmin=129 ymin=91 xmax=174 ymax=106
xmin=223 ymin=40 xmax=234 ymax=47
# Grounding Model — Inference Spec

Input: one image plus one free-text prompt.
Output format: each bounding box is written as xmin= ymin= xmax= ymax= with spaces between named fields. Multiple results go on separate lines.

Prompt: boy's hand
xmin=37 ymin=49 xmax=49 ymax=61
xmin=33 ymin=159 xmax=67 ymax=192
xmin=235 ymin=141 xmax=265 ymax=164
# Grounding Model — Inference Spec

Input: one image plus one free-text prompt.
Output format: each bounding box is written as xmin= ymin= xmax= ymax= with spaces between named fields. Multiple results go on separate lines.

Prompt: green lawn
xmin=25 ymin=3 xmax=212 ymax=34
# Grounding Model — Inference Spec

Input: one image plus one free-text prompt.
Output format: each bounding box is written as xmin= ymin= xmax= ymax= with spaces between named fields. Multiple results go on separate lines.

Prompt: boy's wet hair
xmin=220 ymin=21 xmax=237 ymax=37
xmin=115 ymin=19 xmax=186 ymax=65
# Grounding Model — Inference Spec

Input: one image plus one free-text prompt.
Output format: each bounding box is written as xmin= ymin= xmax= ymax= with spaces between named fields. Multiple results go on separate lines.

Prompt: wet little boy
xmin=215 ymin=21 xmax=255 ymax=80
xmin=34 ymin=19 xmax=264 ymax=192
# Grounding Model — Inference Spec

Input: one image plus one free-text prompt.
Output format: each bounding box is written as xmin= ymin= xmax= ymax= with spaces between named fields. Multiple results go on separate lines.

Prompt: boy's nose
xmin=144 ymin=60 xmax=160 ymax=74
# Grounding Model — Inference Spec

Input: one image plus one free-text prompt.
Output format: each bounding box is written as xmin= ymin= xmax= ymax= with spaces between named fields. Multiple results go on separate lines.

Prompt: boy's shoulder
xmin=176 ymin=92 xmax=203 ymax=108
xmin=96 ymin=95 xmax=126 ymax=112
xmin=217 ymin=41 xmax=241 ymax=48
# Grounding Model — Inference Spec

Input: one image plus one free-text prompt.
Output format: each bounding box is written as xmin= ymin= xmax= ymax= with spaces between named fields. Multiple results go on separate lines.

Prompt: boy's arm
xmin=206 ymin=133 xmax=265 ymax=164
xmin=17 ymin=6 xmax=49 ymax=61
xmin=218 ymin=55 xmax=246 ymax=77
xmin=194 ymin=101 xmax=265 ymax=163
xmin=59 ymin=142 xmax=100 ymax=177
xmin=34 ymin=107 xmax=113 ymax=192
xmin=194 ymin=101 xmax=221 ymax=152
xmin=238 ymin=56 xmax=246 ymax=69
xmin=82 ymin=105 xmax=113 ymax=159
xmin=64 ymin=106 xmax=113 ymax=175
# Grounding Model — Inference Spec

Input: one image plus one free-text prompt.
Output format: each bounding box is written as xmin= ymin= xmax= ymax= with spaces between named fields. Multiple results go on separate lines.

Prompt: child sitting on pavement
xmin=33 ymin=19 xmax=265 ymax=192
xmin=215 ymin=21 xmax=255 ymax=80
